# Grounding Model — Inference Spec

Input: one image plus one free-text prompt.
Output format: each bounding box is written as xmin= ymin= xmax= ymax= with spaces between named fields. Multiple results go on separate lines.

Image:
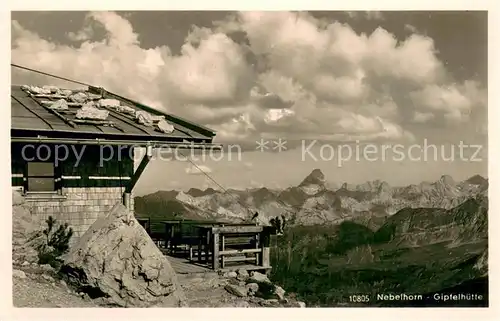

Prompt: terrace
xmin=137 ymin=218 xmax=275 ymax=274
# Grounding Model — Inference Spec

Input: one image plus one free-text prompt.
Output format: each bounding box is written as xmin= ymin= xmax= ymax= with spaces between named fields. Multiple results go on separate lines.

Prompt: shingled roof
xmin=11 ymin=84 xmax=217 ymax=145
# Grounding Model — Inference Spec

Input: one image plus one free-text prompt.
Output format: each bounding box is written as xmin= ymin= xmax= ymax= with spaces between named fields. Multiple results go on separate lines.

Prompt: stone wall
xmin=26 ymin=187 xmax=134 ymax=238
xmin=25 ymin=187 xmax=135 ymax=240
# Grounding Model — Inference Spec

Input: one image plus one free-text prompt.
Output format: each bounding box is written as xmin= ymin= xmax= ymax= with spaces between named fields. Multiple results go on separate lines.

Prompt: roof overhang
xmin=11 ymin=136 xmax=223 ymax=150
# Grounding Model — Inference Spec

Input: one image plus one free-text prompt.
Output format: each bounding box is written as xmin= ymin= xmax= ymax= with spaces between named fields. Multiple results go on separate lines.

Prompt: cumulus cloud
xmin=11 ymin=11 xmax=486 ymax=148
xmin=404 ymin=24 xmax=418 ymax=33
xmin=409 ymin=80 xmax=486 ymax=123
xmin=161 ymin=31 xmax=253 ymax=104
xmin=67 ymin=25 xmax=94 ymax=42
xmin=412 ymin=111 xmax=435 ymax=123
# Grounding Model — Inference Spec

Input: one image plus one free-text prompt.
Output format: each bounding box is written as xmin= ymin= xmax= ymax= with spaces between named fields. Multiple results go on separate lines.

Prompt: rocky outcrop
xmin=219 ymin=270 xmax=304 ymax=306
xmin=474 ymin=250 xmax=488 ymax=276
xmin=12 ymin=191 xmax=44 ymax=264
xmin=225 ymin=284 xmax=248 ymax=297
xmin=61 ymin=204 xmax=187 ymax=307
xmin=375 ymin=195 xmax=488 ymax=248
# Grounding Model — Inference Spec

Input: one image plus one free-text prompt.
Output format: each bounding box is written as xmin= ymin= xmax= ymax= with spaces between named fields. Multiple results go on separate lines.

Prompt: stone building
xmin=11 ymin=83 xmax=218 ymax=239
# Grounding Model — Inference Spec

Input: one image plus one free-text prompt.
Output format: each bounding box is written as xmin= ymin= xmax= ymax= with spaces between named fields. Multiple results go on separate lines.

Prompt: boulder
xmin=224 ymin=284 xmax=248 ymax=297
xmin=246 ymin=283 xmax=259 ymax=296
xmin=237 ymin=268 xmax=249 ymax=281
xmin=237 ymin=269 xmax=249 ymax=278
xmin=39 ymin=264 xmax=55 ymax=273
xmin=225 ymin=271 xmax=237 ymax=278
xmin=274 ymin=285 xmax=286 ymax=300
xmin=13 ymin=269 xmax=27 ymax=279
xmin=249 ymin=271 xmax=271 ymax=284
xmin=61 ymin=204 xmax=187 ymax=307
xmin=12 ymin=191 xmax=44 ymax=264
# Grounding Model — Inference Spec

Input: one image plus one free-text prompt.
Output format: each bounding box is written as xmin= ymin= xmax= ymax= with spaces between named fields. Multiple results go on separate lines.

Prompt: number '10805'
xmin=349 ymin=295 xmax=370 ymax=302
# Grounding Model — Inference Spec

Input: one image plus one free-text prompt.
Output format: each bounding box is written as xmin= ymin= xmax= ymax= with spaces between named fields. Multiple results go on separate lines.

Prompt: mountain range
xmin=133 ymin=169 xmax=488 ymax=307
xmin=134 ymin=169 xmax=488 ymax=229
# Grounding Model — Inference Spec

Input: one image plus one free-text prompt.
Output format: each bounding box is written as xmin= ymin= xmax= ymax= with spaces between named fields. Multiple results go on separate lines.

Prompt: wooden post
xmin=205 ymin=230 xmax=211 ymax=264
xmin=123 ymin=192 xmax=131 ymax=209
xmin=255 ymin=233 xmax=260 ymax=266
xmin=260 ymin=227 xmax=272 ymax=268
xmin=220 ymin=234 xmax=225 ymax=268
xmin=198 ymin=227 xmax=203 ymax=263
xmin=164 ymin=223 xmax=169 ymax=251
xmin=124 ymin=145 xmax=152 ymax=222
xmin=212 ymin=232 xmax=219 ymax=270
xmin=125 ymin=145 xmax=152 ymax=193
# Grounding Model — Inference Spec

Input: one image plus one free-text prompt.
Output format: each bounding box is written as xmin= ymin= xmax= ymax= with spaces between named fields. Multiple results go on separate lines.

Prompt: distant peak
xmin=186 ymin=187 xmax=217 ymax=197
xmin=187 ymin=188 xmax=202 ymax=194
xmin=439 ymin=175 xmax=455 ymax=186
xmin=299 ymin=169 xmax=325 ymax=187
xmin=378 ymin=181 xmax=391 ymax=192
xmin=204 ymin=187 xmax=217 ymax=193
xmin=465 ymin=174 xmax=488 ymax=186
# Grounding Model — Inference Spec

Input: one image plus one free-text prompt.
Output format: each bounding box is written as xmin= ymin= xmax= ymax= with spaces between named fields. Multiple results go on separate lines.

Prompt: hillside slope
xmin=269 ymin=195 xmax=488 ymax=306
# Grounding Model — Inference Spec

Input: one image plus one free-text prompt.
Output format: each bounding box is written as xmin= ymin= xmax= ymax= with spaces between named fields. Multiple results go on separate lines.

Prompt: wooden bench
xmin=219 ymin=233 xmax=261 ymax=268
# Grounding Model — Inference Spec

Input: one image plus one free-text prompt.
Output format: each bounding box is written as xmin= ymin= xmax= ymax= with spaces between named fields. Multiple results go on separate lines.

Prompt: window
xmin=26 ymin=162 xmax=56 ymax=192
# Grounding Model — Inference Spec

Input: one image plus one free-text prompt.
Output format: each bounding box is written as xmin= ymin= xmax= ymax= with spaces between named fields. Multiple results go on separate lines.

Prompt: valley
xmin=134 ymin=171 xmax=489 ymax=307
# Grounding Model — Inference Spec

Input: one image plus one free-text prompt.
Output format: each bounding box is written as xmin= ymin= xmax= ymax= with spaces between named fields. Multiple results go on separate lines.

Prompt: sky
xmin=10 ymin=11 xmax=488 ymax=194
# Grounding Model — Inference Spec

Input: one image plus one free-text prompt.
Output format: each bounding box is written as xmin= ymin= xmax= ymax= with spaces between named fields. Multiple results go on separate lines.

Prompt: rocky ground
xmin=12 ymin=261 xmax=98 ymax=308
xmin=178 ymin=269 xmax=305 ymax=308
xmin=12 ymin=260 xmax=305 ymax=308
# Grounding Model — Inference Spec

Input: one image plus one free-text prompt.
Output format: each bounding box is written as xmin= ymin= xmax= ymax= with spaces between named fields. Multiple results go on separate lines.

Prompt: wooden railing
xmin=199 ymin=224 xmax=273 ymax=270
xmin=140 ymin=218 xmax=274 ymax=271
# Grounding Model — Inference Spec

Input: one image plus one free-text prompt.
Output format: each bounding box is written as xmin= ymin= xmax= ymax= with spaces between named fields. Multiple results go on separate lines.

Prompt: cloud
xmin=89 ymin=11 xmax=139 ymax=46
xmin=264 ymin=108 xmax=295 ymax=124
xmin=12 ymin=12 xmax=251 ymax=111
xmin=67 ymin=25 xmax=94 ymax=42
xmin=185 ymin=164 xmax=213 ymax=175
xmin=412 ymin=111 xmax=435 ymax=123
xmin=11 ymin=11 xmax=486 ymax=149
xmin=160 ymin=31 xmax=253 ymax=104
xmin=404 ymin=24 xmax=418 ymax=33
xmin=409 ymin=80 xmax=486 ymax=124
